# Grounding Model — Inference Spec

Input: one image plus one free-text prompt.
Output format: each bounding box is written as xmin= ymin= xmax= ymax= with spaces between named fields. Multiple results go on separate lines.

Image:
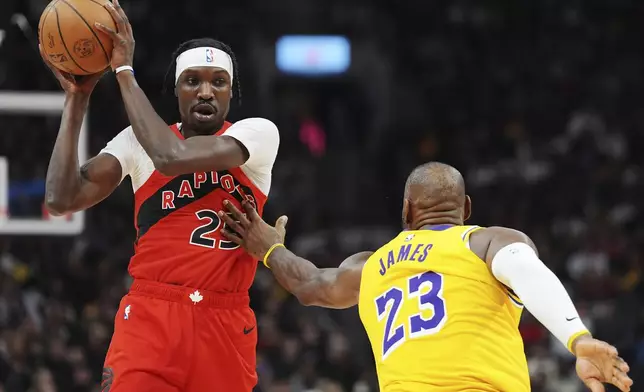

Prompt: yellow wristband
xmin=263 ymin=243 xmax=285 ymax=269
xmin=567 ymin=330 xmax=591 ymax=353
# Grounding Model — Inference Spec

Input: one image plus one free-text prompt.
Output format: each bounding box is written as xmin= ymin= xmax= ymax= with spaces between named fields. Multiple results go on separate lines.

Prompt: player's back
xmin=358 ymin=225 xmax=529 ymax=392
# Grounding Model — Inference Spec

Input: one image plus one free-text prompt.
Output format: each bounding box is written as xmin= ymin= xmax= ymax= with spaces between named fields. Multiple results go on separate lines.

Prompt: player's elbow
xmin=44 ymin=200 xmax=69 ymax=216
xmin=294 ymin=291 xmax=318 ymax=307
xmin=44 ymin=193 xmax=72 ymax=216
xmin=152 ymin=145 xmax=192 ymax=176
xmin=153 ymin=158 xmax=177 ymax=176
xmin=152 ymin=154 xmax=183 ymax=177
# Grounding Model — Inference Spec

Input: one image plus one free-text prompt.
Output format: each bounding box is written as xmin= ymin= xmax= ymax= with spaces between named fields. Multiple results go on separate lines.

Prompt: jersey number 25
xmin=375 ymin=271 xmax=446 ymax=360
xmin=189 ymin=209 xmax=240 ymax=250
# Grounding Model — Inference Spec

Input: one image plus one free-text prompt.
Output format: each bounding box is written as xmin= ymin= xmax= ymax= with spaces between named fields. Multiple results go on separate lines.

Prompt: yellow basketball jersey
xmin=358 ymin=225 xmax=529 ymax=392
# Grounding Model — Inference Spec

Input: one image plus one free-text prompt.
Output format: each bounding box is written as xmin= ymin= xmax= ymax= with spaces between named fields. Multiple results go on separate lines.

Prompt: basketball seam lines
xmin=59 ymin=0 xmax=110 ymax=66
xmin=38 ymin=0 xmax=58 ymax=39
xmin=54 ymin=7 xmax=90 ymax=74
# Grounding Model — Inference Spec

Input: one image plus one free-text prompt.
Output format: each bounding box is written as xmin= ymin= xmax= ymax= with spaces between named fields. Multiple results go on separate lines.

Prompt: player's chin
xmin=189 ymin=114 xmax=223 ymax=132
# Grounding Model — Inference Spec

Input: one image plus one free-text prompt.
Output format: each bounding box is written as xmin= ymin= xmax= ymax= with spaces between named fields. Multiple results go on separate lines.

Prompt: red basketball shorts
xmin=102 ymin=279 xmax=258 ymax=392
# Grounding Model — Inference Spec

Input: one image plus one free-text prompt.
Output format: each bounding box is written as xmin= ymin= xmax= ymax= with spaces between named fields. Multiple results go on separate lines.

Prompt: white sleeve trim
xmin=99 ymin=126 xmax=137 ymax=183
xmin=491 ymin=242 xmax=589 ymax=351
xmin=223 ymin=118 xmax=279 ymax=195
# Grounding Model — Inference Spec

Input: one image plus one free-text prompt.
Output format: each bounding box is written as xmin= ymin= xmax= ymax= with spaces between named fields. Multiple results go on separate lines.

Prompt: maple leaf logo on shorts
xmin=189 ymin=290 xmax=203 ymax=304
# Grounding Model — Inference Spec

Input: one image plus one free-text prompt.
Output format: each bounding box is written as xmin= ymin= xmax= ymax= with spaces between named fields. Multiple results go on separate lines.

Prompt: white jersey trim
xmin=98 ymin=119 xmax=279 ymax=195
xmin=221 ymin=117 xmax=279 ymax=195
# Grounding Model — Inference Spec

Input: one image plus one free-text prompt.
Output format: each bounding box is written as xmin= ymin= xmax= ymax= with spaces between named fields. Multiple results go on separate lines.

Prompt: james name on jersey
xmin=378 ymin=242 xmax=434 ymax=276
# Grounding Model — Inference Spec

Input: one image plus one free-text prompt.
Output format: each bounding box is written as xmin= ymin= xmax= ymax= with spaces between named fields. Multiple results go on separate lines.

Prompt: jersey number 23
xmin=375 ymin=271 xmax=446 ymax=359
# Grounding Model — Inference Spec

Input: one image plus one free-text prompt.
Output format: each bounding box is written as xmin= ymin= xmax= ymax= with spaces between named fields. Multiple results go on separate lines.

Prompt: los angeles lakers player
xmin=219 ymin=162 xmax=633 ymax=392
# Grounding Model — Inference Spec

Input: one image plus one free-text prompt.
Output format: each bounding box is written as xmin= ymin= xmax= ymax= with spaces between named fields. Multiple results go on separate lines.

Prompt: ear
xmin=402 ymin=198 xmax=411 ymax=229
xmin=464 ymin=195 xmax=472 ymax=222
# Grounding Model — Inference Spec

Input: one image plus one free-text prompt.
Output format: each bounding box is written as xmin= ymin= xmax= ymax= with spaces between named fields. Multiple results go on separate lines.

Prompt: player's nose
xmin=196 ymin=83 xmax=215 ymax=101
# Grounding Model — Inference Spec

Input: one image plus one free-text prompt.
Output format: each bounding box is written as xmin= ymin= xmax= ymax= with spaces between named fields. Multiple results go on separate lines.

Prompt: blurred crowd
xmin=1 ymin=0 xmax=644 ymax=391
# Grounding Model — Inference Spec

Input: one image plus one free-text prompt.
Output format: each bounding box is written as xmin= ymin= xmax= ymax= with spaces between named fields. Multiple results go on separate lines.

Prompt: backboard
xmin=0 ymin=91 xmax=86 ymax=235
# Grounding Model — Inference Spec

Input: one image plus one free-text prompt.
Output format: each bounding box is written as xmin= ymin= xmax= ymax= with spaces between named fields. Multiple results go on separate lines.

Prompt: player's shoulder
xmin=476 ymin=226 xmax=531 ymax=240
xmin=231 ymin=117 xmax=279 ymax=134
xmin=101 ymin=126 xmax=135 ymax=153
xmin=470 ymin=226 xmax=537 ymax=256
xmin=113 ymin=125 xmax=134 ymax=138
xmin=233 ymin=117 xmax=280 ymax=141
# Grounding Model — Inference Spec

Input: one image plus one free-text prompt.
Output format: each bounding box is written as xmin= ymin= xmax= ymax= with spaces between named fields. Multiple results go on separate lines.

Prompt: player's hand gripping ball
xmin=93 ymin=0 xmax=136 ymax=71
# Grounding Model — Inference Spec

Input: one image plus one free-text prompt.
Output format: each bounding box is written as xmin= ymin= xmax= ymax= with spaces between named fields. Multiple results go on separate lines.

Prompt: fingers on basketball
xmin=112 ymin=0 xmax=132 ymax=35
xmin=103 ymin=3 xmax=122 ymax=32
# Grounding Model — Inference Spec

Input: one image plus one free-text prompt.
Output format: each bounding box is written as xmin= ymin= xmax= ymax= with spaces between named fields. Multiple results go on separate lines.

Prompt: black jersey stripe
xmin=135 ymin=170 xmax=256 ymax=241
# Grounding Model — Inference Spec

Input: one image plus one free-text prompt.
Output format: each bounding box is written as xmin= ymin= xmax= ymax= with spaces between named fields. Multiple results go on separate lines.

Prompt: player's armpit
xmin=154 ymin=135 xmax=248 ymax=176
xmin=45 ymin=153 xmax=122 ymax=215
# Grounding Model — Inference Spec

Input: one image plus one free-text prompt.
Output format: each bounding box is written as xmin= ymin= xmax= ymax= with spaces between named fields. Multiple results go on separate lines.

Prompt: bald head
xmin=404 ymin=162 xmax=465 ymax=202
xmin=402 ymin=162 xmax=469 ymax=229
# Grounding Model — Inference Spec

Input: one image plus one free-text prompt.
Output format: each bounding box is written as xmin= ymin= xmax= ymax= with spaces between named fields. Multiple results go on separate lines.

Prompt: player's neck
xmin=180 ymin=124 xmax=221 ymax=138
xmin=411 ymin=210 xmax=463 ymax=230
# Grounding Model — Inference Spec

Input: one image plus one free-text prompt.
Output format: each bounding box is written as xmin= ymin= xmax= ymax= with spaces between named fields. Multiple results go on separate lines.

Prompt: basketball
xmin=38 ymin=0 xmax=116 ymax=76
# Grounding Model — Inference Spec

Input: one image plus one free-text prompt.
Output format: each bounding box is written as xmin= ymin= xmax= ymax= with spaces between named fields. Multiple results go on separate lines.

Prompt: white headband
xmin=175 ymin=47 xmax=234 ymax=85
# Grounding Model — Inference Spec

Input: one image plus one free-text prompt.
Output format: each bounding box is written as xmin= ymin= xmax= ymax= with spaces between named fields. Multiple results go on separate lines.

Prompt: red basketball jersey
xmin=100 ymin=119 xmax=280 ymax=292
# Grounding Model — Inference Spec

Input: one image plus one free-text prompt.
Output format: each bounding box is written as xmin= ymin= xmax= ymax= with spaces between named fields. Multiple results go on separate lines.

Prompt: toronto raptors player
xmin=41 ymin=2 xmax=276 ymax=391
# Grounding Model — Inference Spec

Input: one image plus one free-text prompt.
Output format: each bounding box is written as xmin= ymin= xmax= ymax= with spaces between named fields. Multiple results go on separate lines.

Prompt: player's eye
xmin=186 ymin=77 xmax=199 ymax=86
xmin=213 ymin=78 xmax=227 ymax=87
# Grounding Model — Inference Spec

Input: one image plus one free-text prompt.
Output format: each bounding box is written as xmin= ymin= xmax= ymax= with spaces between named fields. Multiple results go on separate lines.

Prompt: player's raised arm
xmin=219 ymin=201 xmax=371 ymax=309
xmin=470 ymin=227 xmax=633 ymax=392
xmin=39 ymin=43 xmax=122 ymax=216
xmin=95 ymin=1 xmax=278 ymax=177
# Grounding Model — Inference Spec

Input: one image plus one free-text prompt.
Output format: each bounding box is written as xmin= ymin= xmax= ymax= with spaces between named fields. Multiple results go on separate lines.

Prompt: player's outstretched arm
xmin=96 ymin=1 xmax=254 ymax=176
xmin=219 ymin=200 xmax=371 ymax=308
xmin=470 ymin=227 xmax=633 ymax=391
xmin=263 ymin=248 xmax=369 ymax=308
